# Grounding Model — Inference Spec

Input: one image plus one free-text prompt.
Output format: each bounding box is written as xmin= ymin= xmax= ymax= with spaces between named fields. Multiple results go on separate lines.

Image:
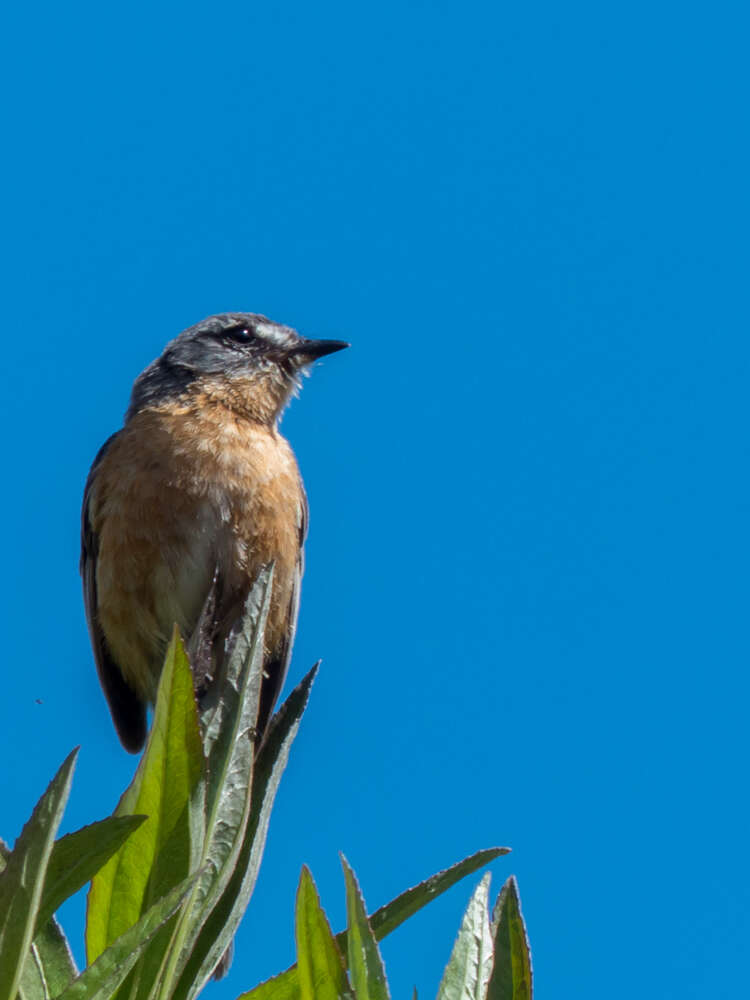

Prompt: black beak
xmin=287 ymin=338 xmax=350 ymax=361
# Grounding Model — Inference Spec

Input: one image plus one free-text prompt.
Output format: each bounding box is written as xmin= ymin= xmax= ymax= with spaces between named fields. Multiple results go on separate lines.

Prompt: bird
xmin=80 ymin=312 xmax=348 ymax=754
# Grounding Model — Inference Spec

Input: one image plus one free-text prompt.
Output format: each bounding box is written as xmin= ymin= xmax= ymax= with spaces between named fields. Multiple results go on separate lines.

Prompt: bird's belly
xmin=150 ymin=500 xmax=222 ymax=654
xmin=92 ymin=408 xmax=303 ymax=702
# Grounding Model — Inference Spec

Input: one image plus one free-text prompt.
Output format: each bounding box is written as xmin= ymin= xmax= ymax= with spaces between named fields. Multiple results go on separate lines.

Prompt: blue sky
xmin=1 ymin=1 xmax=748 ymax=996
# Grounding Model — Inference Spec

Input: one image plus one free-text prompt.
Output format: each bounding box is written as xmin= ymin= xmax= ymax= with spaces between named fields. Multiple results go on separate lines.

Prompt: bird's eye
xmin=225 ymin=326 xmax=253 ymax=343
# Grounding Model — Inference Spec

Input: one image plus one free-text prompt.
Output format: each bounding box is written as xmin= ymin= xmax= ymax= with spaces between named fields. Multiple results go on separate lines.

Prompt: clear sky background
xmin=1 ymin=2 xmax=748 ymax=997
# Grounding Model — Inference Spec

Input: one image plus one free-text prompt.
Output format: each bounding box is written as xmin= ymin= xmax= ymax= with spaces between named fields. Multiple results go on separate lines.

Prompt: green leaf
xmin=177 ymin=664 xmax=318 ymax=1000
xmin=235 ymin=969 xmax=297 ymax=1000
xmin=37 ymin=816 xmax=147 ymax=933
xmin=173 ymin=569 xmax=273 ymax=980
xmin=18 ymin=944 xmax=45 ymax=1000
xmin=86 ymin=630 xmax=204 ymax=965
xmin=20 ymin=918 xmax=77 ymax=1000
xmin=436 ymin=874 xmax=493 ymax=1000
xmin=59 ymin=873 xmax=199 ymax=1000
xmin=368 ymin=848 xmax=509 ymax=942
xmin=239 ymin=848 xmax=508 ymax=1000
xmin=0 ymin=748 xmax=78 ymax=1000
xmin=30 ymin=918 xmax=78 ymax=996
xmin=200 ymin=565 xmax=273 ymax=770
xmin=0 ymin=839 xmax=77 ymax=998
xmin=487 ymin=877 xmax=532 ymax=1000
xmin=296 ymin=868 xmax=349 ymax=1000
xmin=0 ymin=800 xmax=141 ymax=997
xmin=341 ymin=856 xmax=389 ymax=1000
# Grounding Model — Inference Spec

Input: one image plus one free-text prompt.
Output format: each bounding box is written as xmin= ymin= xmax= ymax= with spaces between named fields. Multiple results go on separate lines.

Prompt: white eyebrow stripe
xmin=255 ymin=322 xmax=293 ymax=347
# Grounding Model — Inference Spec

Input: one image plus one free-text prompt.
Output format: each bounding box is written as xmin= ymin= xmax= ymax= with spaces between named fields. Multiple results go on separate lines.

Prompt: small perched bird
xmin=81 ymin=312 xmax=348 ymax=753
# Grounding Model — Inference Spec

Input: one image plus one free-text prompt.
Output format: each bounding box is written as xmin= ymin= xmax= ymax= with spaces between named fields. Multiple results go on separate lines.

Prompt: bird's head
xmin=128 ymin=312 xmax=349 ymax=423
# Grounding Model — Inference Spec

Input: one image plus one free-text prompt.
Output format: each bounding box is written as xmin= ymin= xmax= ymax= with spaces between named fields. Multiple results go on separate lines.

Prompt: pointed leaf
xmin=369 ymin=848 xmax=509 ymax=942
xmin=341 ymin=857 xmax=389 ymax=1000
xmin=175 ymin=569 xmax=273 ymax=973
xmin=36 ymin=816 xmax=146 ymax=932
xmin=86 ymin=630 xmax=204 ymax=964
xmin=200 ymin=565 xmax=273 ymax=768
xmin=60 ymin=873 xmax=199 ymax=1000
xmin=296 ymin=868 xmax=349 ymax=1000
xmin=437 ymin=874 xmax=493 ymax=1000
xmin=0 ymin=748 xmax=77 ymax=1000
xmin=237 ymin=969 xmax=298 ymax=1000
xmin=178 ymin=664 xmax=318 ymax=1000
xmin=237 ymin=847 xmax=508 ymax=1000
xmin=488 ymin=878 xmax=532 ymax=1000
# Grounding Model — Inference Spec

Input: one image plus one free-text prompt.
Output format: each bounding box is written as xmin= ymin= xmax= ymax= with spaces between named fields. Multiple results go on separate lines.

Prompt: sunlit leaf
xmin=37 ymin=816 xmax=146 ymax=932
xmin=239 ymin=848 xmax=508 ymax=1000
xmin=60 ymin=872 xmax=199 ymax=1000
xmin=173 ymin=569 xmax=273 ymax=983
xmin=86 ymin=630 xmax=204 ymax=967
xmin=437 ymin=874 xmax=493 ymax=1000
xmin=296 ymin=868 xmax=350 ymax=1000
xmin=178 ymin=664 xmax=318 ymax=1000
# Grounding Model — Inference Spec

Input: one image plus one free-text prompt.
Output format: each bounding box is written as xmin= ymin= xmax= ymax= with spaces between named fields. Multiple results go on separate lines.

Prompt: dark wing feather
xmin=256 ymin=487 xmax=308 ymax=742
xmin=81 ymin=433 xmax=147 ymax=753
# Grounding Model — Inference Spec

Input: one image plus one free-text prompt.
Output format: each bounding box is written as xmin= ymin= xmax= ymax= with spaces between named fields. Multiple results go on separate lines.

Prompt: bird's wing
xmin=255 ymin=486 xmax=309 ymax=741
xmin=81 ymin=433 xmax=148 ymax=753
